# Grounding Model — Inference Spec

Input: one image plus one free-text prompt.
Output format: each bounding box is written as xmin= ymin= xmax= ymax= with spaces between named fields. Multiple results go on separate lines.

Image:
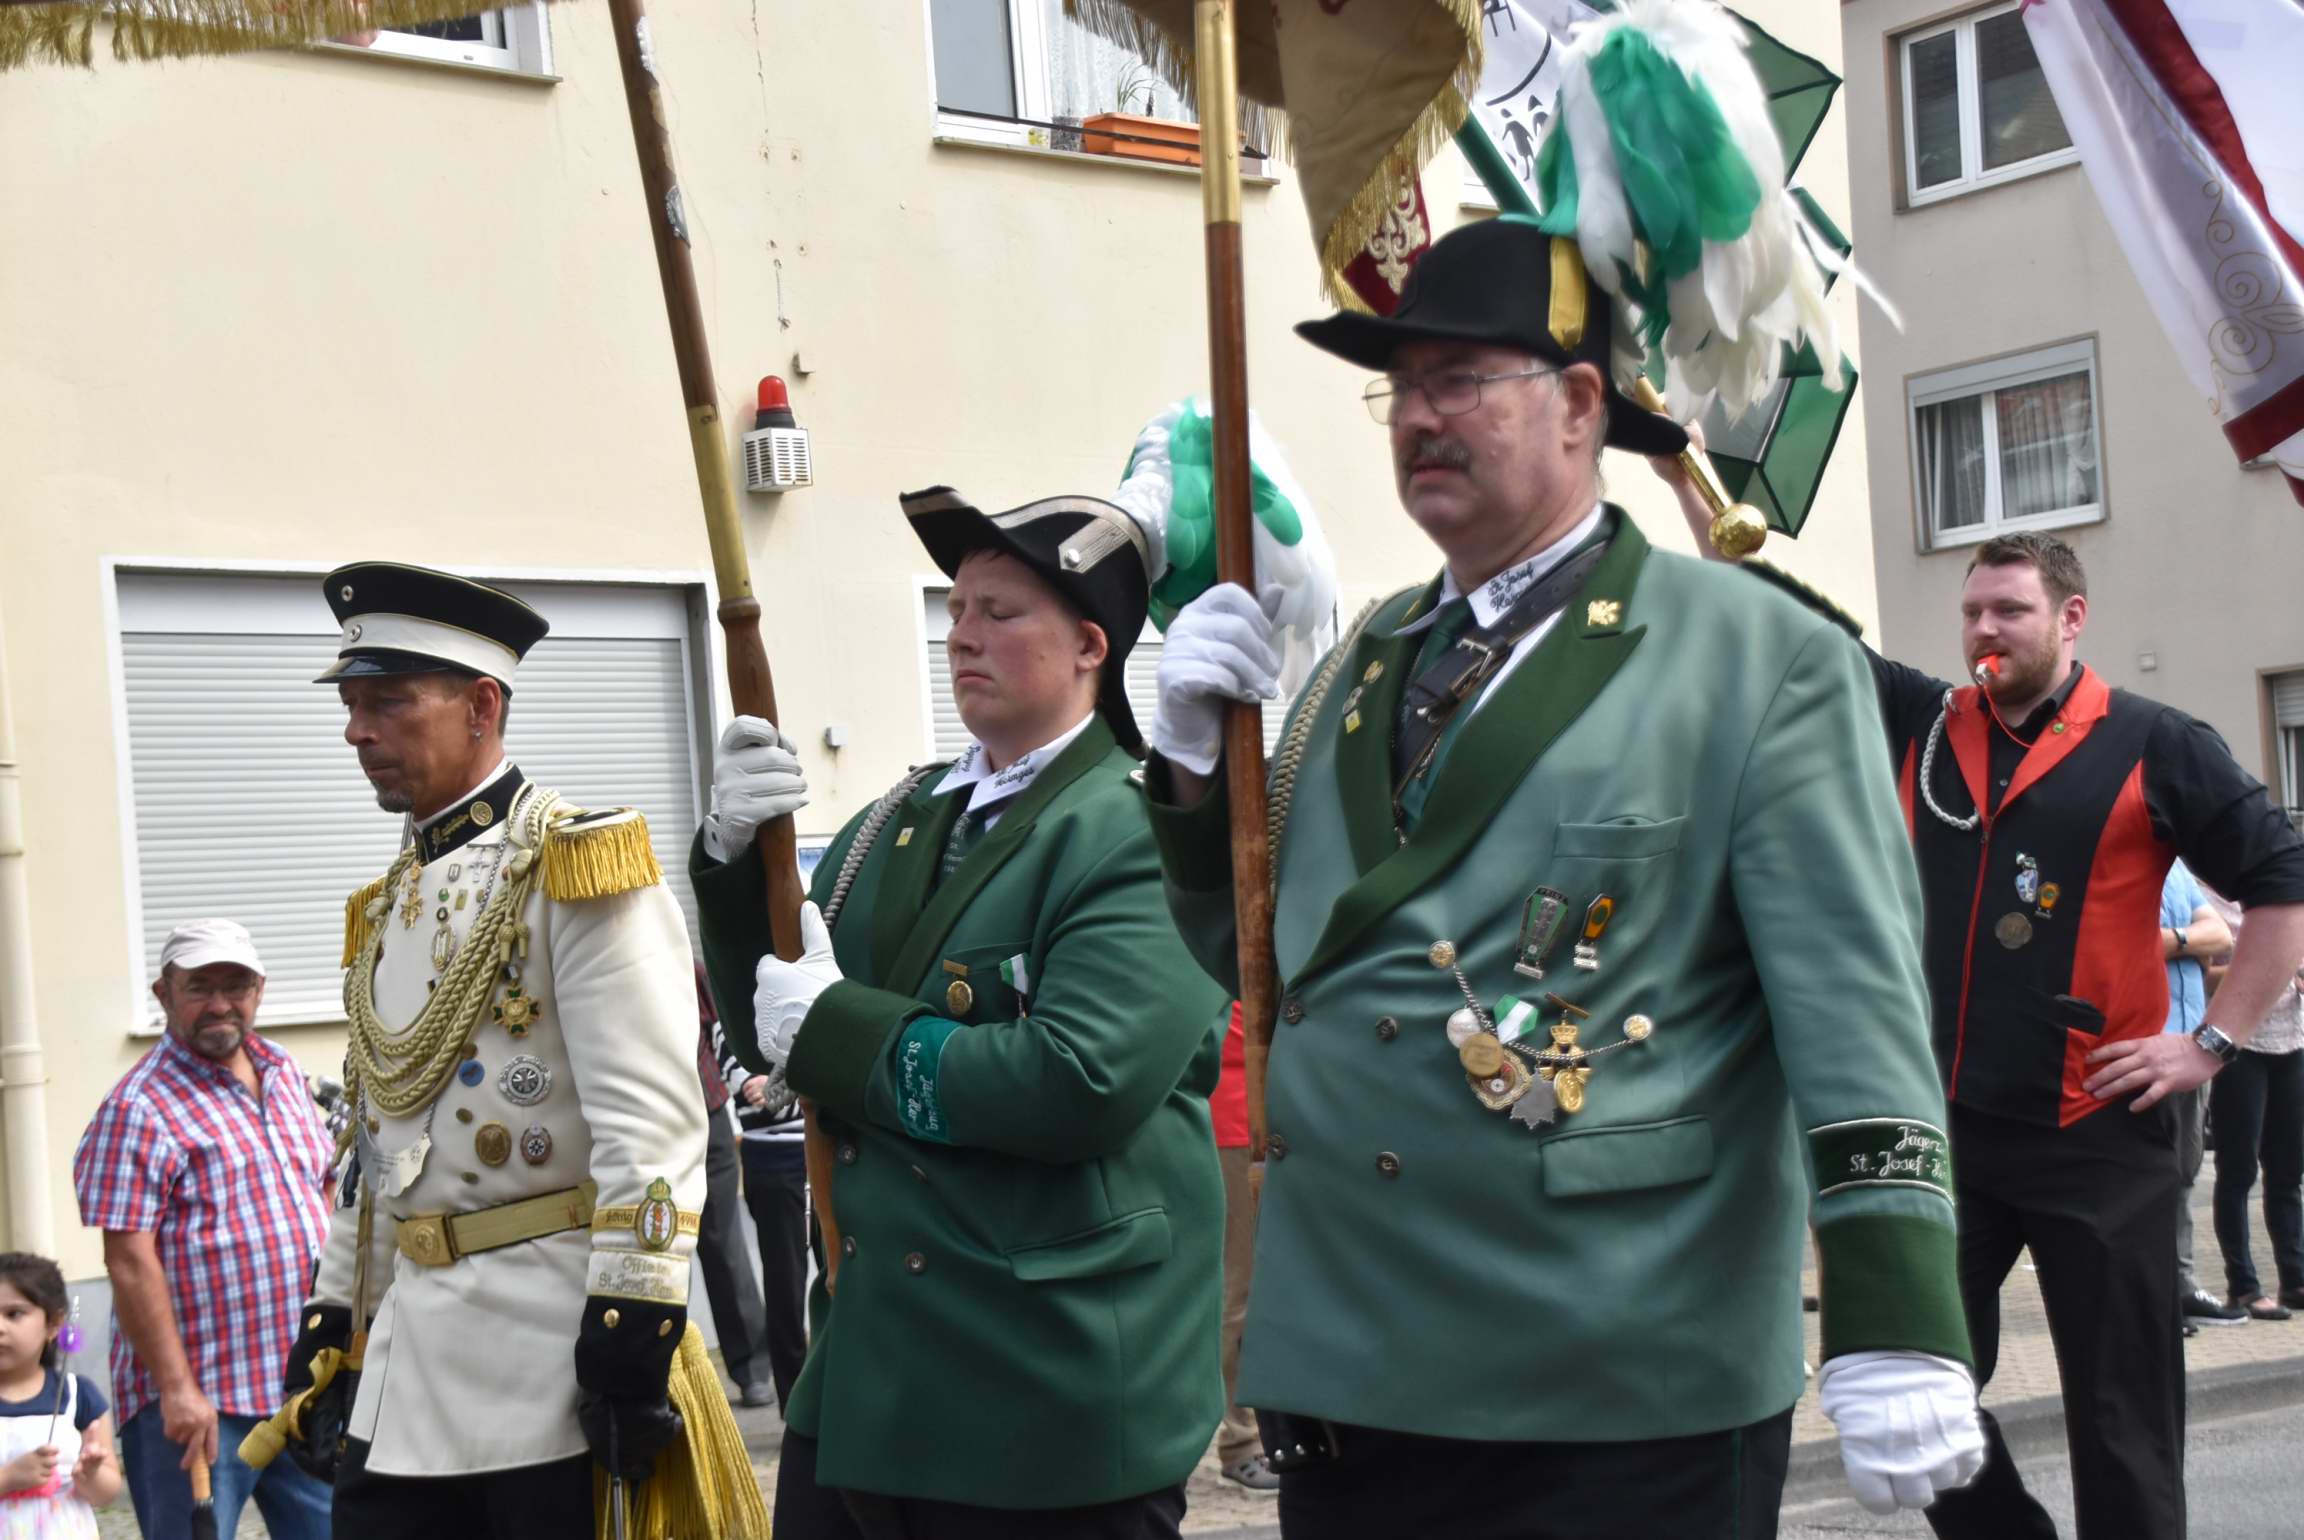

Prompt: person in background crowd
xmin=692 ymin=964 xmax=774 ymax=1408
xmin=2162 ymin=860 xmax=2240 ymax=1332
xmin=0 ymin=1250 xmax=125 ymax=1537
xmin=1207 ymin=1003 xmax=1276 ymax=1494
xmin=2203 ymin=886 xmax=2304 ymax=1322
xmin=71 ymin=919 xmax=334 ymax=1540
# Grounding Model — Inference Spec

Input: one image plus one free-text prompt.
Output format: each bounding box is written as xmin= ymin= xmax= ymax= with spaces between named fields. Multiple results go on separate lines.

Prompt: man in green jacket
xmin=692 ymin=488 xmax=1225 ymax=1539
xmin=1142 ymin=216 xmax=1983 ymax=1537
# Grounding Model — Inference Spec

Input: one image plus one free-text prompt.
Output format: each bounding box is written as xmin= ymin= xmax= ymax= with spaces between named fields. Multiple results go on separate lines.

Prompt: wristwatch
xmin=2173 ymin=927 xmax=2189 ymax=955
xmin=2190 ymin=1023 xmax=2241 ymax=1066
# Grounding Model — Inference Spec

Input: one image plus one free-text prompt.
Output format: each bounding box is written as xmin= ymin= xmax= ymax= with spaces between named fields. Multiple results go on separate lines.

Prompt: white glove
xmin=753 ymin=902 xmax=841 ymax=1070
xmin=1818 ymin=1350 xmax=1986 ymax=1515
xmin=703 ymin=716 xmax=808 ymax=863
xmin=1152 ymin=583 xmax=1283 ymax=776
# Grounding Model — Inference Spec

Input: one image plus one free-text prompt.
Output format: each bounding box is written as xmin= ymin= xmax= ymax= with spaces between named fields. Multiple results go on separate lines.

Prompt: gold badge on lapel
xmin=1586 ymin=599 xmax=1622 ymax=628
xmin=895 ymin=827 xmax=915 ymax=847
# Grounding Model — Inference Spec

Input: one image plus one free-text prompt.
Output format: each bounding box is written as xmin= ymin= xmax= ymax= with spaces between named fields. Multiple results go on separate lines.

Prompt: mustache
xmin=1402 ymin=435 xmax=1473 ymax=473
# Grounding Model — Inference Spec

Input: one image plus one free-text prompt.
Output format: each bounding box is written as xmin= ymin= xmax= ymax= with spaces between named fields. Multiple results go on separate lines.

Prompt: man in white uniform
xmin=275 ymin=562 xmax=707 ymax=1538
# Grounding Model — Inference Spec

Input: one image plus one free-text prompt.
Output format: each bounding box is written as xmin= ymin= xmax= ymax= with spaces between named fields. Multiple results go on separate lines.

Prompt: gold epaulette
xmin=541 ymin=807 xmax=663 ymax=901
xmin=342 ymin=872 xmax=390 ymax=969
xmin=1739 ymin=558 xmax=1865 ymax=641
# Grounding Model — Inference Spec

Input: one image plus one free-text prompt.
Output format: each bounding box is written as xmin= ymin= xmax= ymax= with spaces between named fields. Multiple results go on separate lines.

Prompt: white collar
xmin=933 ymin=714 xmax=1096 ymax=815
xmin=1393 ymin=502 xmax=1607 ymax=635
xmin=414 ymin=759 xmax=511 ymax=831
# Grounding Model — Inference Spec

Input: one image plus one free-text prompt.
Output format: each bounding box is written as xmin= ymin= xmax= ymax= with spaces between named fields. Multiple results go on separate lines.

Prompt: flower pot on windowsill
xmin=1080 ymin=111 xmax=1204 ymax=167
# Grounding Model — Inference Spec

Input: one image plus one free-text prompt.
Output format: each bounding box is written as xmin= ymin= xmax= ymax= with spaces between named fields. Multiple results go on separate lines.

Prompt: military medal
xmin=398 ymin=865 xmax=425 ymax=929
xmin=1995 ymin=912 xmax=2033 ymax=949
xmin=1573 ymin=895 xmax=1615 ymax=972
xmin=1458 ymin=1032 xmax=1507 ymax=1078
xmin=1513 ymin=887 xmax=1569 ymax=979
xmin=2035 ymin=882 xmax=2061 ymax=921
xmin=1444 ymin=1008 xmax=1482 ymax=1047
xmin=474 ymin=1122 xmax=512 ymax=1166
xmin=491 ymin=985 xmax=542 ymax=1037
xmin=2014 ymin=854 xmax=2041 ymax=907
xmin=1509 ymin=1073 xmax=1560 ymax=1128
xmin=1428 ymin=940 xmax=1458 ymax=970
xmin=498 ymin=1054 xmax=552 ymax=1106
xmin=1468 ymin=1052 xmax=1534 ymax=1110
xmin=520 ymin=1125 xmax=553 ymax=1165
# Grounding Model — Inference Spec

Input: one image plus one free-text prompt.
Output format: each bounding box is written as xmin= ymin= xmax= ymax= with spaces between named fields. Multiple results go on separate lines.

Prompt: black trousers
xmin=2209 ymin=1047 xmax=2304 ymax=1301
xmin=1924 ymin=1103 xmax=2186 ymax=1540
xmin=741 ymin=1137 xmax=812 ymax=1405
xmin=333 ymin=1438 xmax=591 ymax=1539
xmin=696 ymin=1110 xmax=770 ymax=1383
xmin=773 ymin=1431 xmax=1186 ymax=1540
xmin=1273 ymin=1409 xmax=1793 ymax=1540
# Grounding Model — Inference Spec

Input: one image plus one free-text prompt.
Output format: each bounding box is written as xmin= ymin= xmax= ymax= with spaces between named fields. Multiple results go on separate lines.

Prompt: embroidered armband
xmin=586 ymin=1249 xmax=691 ymax=1305
xmin=892 ymin=1016 xmax=967 ymax=1144
xmin=1810 ymin=1117 xmax=1953 ymax=1203
xmin=541 ymin=807 xmax=663 ymax=901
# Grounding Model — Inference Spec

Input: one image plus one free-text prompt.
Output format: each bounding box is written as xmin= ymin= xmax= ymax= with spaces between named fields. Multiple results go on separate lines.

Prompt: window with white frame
xmin=351 ymin=4 xmax=552 ymax=74
xmin=113 ymin=571 xmax=705 ymax=1027
xmin=2273 ymin=670 xmax=2304 ymax=833
xmin=921 ymin=586 xmax=1281 ymax=761
xmin=1900 ymin=3 xmax=2074 ymax=204
xmin=927 ymin=0 xmax=1260 ymax=162
xmin=1910 ymin=339 xmax=2103 ymax=547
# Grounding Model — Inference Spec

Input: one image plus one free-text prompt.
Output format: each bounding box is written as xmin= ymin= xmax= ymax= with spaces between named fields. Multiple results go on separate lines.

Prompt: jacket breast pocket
xmin=1005 ymin=1208 xmax=1172 ymax=1282
xmin=1539 ymin=1115 xmax=1715 ymax=1200
xmin=1552 ymin=817 xmax=1687 ymax=863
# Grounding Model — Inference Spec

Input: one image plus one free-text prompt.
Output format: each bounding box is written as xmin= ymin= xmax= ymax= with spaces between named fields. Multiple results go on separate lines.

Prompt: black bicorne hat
xmin=1295 ymin=215 xmax=1689 ymax=458
xmin=314 ymin=562 xmax=549 ymax=687
xmin=901 ymin=488 xmax=1152 ymax=756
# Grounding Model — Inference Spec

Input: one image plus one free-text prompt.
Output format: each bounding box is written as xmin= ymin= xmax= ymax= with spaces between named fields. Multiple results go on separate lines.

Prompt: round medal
xmin=946 ymin=979 xmax=974 ymax=1015
xmin=474 ymin=1122 xmax=512 ymax=1167
xmin=1427 ymin=940 xmax=1458 ymax=970
xmin=1444 ymin=1008 xmax=1481 ymax=1048
xmin=1458 ymin=1032 xmax=1506 ymax=1078
xmin=1994 ymin=912 xmax=2034 ymax=950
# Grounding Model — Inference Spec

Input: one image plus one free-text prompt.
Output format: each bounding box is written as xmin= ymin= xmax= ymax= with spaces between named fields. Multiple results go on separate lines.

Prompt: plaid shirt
xmin=72 ymin=1031 xmax=332 ymax=1423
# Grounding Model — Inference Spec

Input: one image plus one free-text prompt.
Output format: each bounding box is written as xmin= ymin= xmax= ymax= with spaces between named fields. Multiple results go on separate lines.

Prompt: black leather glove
xmin=573 ymin=1296 xmax=687 ymax=1479
xmin=280 ymin=1304 xmax=357 ymax=1484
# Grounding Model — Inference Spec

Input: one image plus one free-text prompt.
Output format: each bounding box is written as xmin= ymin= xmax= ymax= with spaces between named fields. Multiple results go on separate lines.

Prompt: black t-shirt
xmin=0 ymin=1368 xmax=107 ymax=1432
xmin=1871 ymin=652 xmax=2304 ymax=907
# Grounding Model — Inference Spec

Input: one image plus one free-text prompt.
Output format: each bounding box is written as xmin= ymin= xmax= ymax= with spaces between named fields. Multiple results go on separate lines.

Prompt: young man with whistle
xmin=1663 ymin=498 xmax=2304 ymax=1540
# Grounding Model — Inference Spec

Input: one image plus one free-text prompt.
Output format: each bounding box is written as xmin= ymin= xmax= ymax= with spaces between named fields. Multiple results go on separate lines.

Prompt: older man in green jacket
xmin=1143 ymin=217 xmax=1982 ymax=1539
xmin=693 ymin=488 xmax=1225 ymax=1539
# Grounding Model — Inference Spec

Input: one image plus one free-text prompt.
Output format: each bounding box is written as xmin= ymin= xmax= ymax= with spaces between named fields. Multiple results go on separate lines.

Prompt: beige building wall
xmin=0 ymin=0 xmax=1876 ymax=1271
xmin=1842 ymin=0 xmax=2304 ymax=778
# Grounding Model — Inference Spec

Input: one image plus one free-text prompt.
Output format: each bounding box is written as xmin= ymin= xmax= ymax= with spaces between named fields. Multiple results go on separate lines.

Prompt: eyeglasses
xmin=1363 ymin=365 xmax=1560 ymax=424
xmin=175 ymin=977 xmax=260 ymax=1003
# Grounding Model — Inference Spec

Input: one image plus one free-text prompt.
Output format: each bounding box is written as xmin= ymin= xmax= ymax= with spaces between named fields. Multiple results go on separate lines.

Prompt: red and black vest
xmin=1891 ymin=667 xmax=2173 ymax=1128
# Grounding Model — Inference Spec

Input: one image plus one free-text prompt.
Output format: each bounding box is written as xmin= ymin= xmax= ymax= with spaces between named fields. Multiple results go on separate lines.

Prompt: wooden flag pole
xmin=605 ymin=0 xmax=843 ymax=1285
xmin=1191 ymin=0 xmax=1279 ymax=1190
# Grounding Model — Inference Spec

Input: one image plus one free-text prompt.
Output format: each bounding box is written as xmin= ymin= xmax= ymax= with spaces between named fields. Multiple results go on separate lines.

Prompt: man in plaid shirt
xmin=73 ymin=918 xmax=334 ymax=1540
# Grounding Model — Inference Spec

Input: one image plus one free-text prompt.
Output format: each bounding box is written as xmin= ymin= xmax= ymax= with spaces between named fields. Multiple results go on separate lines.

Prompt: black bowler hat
xmin=1296 ymin=215 xmax=1688 ymax=458
xmin=313 ymin=562 xmax=549 ymax=688
xmin=901 ymin=487 xmax=1152 ymax=756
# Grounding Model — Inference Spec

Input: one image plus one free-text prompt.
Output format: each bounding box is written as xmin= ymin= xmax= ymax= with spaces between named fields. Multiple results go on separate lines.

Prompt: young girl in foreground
xmin=0 ymin=1253 xmax=119 ymax=1539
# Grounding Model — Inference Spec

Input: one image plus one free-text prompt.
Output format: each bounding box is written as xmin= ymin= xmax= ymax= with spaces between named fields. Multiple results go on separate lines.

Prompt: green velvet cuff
xmin=1142 ymin=754 xmax=1235 ymax=895
xmin=1816 ymin=1213 xmax=1973 ymax=1367
xmin=786 ymin=979 xmax=923 ymax=1122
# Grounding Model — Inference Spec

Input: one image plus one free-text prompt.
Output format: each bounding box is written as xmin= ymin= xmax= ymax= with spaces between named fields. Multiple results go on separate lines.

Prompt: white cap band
xmin=338 ymin=612 xmax=523 ymax=685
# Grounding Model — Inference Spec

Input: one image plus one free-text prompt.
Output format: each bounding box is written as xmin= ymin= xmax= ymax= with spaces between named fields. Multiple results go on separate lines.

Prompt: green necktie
xmin=1394 ymin=598 xmax=1476 ymax=833
xmin=937 ymin=805 xmax=988 ymax=883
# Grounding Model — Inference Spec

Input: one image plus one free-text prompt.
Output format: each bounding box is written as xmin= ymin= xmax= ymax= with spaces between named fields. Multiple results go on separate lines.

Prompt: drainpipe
xmin=0 ymin=595 xmax=56 ymax=1256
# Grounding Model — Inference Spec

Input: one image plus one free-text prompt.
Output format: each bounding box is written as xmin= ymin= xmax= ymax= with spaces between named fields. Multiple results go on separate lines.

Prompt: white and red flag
xmin=2023 ymin=0 xmax=2304 ymax=504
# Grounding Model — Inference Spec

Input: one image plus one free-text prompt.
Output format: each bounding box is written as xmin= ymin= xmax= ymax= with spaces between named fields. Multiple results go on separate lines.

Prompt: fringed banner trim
xmin=542 ymin=809 xmax=663 ymax=902
xmin=341 ymin=873 xmax=388 ymax=971
xmin=593 ymin=1324 xmax=769 ymax=1540
xmin=0 ymin=0 xmax=566 ymax=74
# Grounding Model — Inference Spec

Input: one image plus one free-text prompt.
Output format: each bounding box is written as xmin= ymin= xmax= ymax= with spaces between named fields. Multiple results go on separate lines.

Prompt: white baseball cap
xmin=158 ymin=919 xmax=266 ymax=977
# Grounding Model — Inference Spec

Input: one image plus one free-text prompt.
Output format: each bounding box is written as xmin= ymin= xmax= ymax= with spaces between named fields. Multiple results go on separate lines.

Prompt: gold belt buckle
xmin=400 ymin=1213 xmax=456 ymax=1267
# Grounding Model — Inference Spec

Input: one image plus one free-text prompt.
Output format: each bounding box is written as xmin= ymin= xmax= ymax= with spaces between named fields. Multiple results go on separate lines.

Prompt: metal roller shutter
xmin=117 ymin=573 xmax=705 ymax=1027
xmin=2273 ymin=670 xmax=2304 ymax=729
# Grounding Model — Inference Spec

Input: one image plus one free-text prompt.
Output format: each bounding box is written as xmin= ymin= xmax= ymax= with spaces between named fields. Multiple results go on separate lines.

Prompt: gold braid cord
xmin=1264 ymin=595 xmax=1393 ymax=902
xmin=342 ymin=786 xmax=562 ymax=1122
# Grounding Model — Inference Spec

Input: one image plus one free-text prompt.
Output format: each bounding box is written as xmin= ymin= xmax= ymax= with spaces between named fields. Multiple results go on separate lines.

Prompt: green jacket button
xmin=1281 ymin=997 xmax=1306 ymax=1024
xmin=904 ymin=1252 xmax=927 ymax=1275
xmin=1376 ymin=1151 xmax=1401 ymax=1178
xmin=1267 ymin=1134 xmax=1288 ymax=1160
xmin=1374 ymin=1016 xmax=1399 ymax=1041
xmin=840 ymin=1235 xmax=857 ymax=1259
xmin=838 ymin=1142 xmax=858 ymax=1165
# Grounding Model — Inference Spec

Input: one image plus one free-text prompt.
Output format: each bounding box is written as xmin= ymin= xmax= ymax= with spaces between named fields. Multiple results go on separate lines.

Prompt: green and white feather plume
xmin=1110 ymin=397 xmax=1339 ymax=694
xmin=1535 ymin=0 xmax=1870 ymax=419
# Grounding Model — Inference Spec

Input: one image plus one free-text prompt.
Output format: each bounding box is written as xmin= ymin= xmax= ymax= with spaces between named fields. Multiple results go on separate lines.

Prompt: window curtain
xmin=1044 ymin=0 xmax=1195 ymax=122
xmin=1996 ymin=370 xmax=2097 ymax=517
xmin=1917 ymin=397 xmax=1988 ymax=533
